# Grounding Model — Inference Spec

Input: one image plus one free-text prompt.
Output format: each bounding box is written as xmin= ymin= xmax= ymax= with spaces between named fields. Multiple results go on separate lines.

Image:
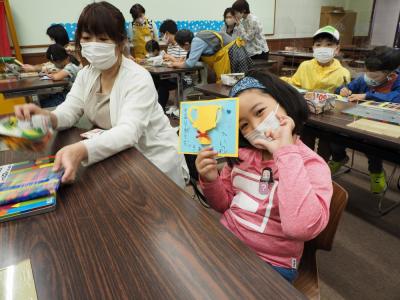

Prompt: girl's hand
xmin=22 ymin=64 xmax=36 ymax=72
xmin=348 ymin=93 xmax=366 ymax=102
xmin=53 ymin=142 xmax=88 ymax=183
xmin=195 ymin=147 xmax=218 ymax=182
xmin=340 ymin=87 xmax=352 ymax=97
xmin=253 ymin=115 xmax=295 ymax=154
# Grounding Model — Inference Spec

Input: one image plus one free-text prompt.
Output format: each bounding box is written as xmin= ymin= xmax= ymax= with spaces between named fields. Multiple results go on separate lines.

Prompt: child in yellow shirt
xmin=281 ymin=26 xmax=350 ymax=93
xmin=282 ymin=26 xmax=350 ymax=160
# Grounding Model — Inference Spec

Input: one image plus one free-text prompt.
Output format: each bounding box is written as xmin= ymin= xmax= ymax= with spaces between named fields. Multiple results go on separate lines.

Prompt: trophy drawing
xmin=188 ymin=105 xmax=222 ymax=144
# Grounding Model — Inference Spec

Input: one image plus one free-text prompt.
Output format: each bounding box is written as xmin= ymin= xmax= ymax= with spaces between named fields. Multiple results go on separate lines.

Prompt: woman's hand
xmin=348 ymin=93 xmax=366 ymax=102
xmin=53 ymin=142 xmax=88 ymax=183
xmin=14 ymin=103 xmax=57 ymax=128
xmin=195 ymin=147 xmax=219 ymax=183
xmin=340 ymin=87 xmax=352 ymax=97
xmin=253 ymin=115 xmax=296 ymax=154
xmin=171 ymin=61 xmax=186 ymax=68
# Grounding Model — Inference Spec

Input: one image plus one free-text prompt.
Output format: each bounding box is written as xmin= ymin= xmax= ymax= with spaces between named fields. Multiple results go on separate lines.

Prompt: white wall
xmin=370 ymin=0 xmax=400 ymax=46
xmin=8 ymin=0 xmax=275 ymax=46
xmin=344 ymin=0 xmax=374 ymax=36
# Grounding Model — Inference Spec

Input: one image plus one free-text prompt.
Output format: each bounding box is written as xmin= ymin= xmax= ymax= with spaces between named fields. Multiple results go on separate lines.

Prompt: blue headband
xmin=229 ymin=76 xmax=266 ymax=97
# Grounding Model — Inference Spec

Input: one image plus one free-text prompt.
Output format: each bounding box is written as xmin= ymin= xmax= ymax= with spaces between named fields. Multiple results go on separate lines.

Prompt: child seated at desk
xmin=196 ymin=70 xmax=332 ymax=283
xmin=39 ymin=44 xmax=81 ymax=108
xmin=281 ymin=26 xmax=350 ymax=160
xmin=145 ymin=40 xmax=161 ymax=57
xmin=281 ymin=26 xmax=350 ymax=93
xmin=330 ymin=46 xmax=400 ymax=193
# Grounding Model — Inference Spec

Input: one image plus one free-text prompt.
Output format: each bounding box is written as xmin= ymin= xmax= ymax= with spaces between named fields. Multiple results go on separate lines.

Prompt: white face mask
xmin=136 ymin=17 xmax=145 ymax=25
xmin=81 ymin=42 xmax=117 ymax=70
xmin=244 ymin=104 xmax=280 ymax=148
xmin=313 ymin=47 xmax=335 ymax=64
xmin=162 ymin=33 xmax=169 ymax=43
xmin=225 ymin=18 xmax=235 ymax=26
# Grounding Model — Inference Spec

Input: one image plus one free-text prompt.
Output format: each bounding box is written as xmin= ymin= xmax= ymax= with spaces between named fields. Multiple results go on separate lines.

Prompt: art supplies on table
xmin=304 ymin=91 xmax=336 ymax=114
xmin=179 ymin=98 xmax=239 ymax=157
xmin=0 ymin=194 xmax=56 ymax=222
xmin=221 ymin=73 xmax=245 ymax=86
xmin=347 ymin=118 xmax=400 ymax=138
xmin=342 ymin=102 xmax=400 ymax=125
xmin=0 ymin=115 xmax=53 ymax=151
xmin=0 ymin=156 xmax=63 ymax=206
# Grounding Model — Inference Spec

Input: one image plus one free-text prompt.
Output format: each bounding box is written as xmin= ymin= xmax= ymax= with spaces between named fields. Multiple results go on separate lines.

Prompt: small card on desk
xmin=0 ymin=259 xmax=38 ymax=300
xmin=179 ymin=98 xmax=239 ymax=157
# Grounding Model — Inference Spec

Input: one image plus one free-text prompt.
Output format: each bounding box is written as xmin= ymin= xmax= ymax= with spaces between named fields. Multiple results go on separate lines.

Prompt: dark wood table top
xmin=0 ymin=128 xmax=304 ymax=299
xmin=0 ymin=77 xmax=69 ymax=94
xmin=145 ymin=65 xmax=203 ymax=75
xmin=194 ymin=83 xmax=400 ymax=162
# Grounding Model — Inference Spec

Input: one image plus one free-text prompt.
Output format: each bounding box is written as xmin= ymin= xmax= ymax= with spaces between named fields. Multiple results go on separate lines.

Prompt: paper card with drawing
xmin=179 ymin=98 xmax=239 ymax=157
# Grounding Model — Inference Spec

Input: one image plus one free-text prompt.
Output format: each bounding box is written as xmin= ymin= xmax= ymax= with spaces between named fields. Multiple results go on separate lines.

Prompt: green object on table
xmin=0 ymin=57 xmax=15 ymax=63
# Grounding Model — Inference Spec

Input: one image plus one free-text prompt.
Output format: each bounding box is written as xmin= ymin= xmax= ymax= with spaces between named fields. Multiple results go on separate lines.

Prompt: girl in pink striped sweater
xmin=196 ymin=70 xmax=333 ymax=282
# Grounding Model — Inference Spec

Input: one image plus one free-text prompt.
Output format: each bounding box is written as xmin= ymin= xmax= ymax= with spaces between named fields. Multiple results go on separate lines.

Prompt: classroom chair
xmin=294 ymin=181 xmax=348 ymax=300
xmin=0 ymin=93 xmax=26 ymax=116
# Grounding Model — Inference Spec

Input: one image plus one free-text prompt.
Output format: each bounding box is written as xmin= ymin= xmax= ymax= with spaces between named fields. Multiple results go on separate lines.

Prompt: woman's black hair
xmin=46 ymin=44 xmax=80 ymax=66
xmin=130 ymin=3 xmax=145 ymax=20
xmin=159 ymin=19 xmax=178 ymax=35
xmin=145 ymin=40 xmax=160 ymax=52
xmin=232 ymin=0 xmax=250 ymax=14
xmin=365 ymin=46 xmax=400 ymax=72
xmin=75 ymin=1 xmax=127 ymax=53
xmin=46 ymin=24 xmax=70 ymax=47
xmin=224 ymin=7 xmax=235 ymax=20
xmin=226 ymin=69 xmax=309 ymax=167
xmin=175 ymin=29 xmax=194 ymax=47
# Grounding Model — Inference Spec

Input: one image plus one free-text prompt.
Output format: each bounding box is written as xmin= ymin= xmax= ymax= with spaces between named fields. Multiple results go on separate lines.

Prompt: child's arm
xmin=197 ymin=148 xmax=235 ymax=213
xmin=48 ymin=69 xmax=70 ymax=81
xmin=274 ymin=144 xmax=333 ymax=241
xmin=365 ymin=80 xmax=400 ymax=103
xmin=280 ymin=65 xmax=303 ymax=88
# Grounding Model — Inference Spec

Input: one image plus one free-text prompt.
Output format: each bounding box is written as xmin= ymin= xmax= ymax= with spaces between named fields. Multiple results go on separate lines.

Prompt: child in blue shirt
xmin=330 ymin=46 xmax=400 ymax=193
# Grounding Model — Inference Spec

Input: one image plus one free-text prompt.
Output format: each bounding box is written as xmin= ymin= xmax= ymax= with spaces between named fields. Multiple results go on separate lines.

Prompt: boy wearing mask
xmin=281 ymin=26 xmax=350 ymax=93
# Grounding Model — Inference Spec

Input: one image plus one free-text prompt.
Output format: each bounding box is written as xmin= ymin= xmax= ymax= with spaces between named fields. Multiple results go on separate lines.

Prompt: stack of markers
xmin=0 ymin=156 xmax=63 ymax=222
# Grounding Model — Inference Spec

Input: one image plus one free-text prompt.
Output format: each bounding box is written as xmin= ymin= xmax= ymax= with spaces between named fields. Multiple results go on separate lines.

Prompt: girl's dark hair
xmin=224 ymin=7 xmax=235 ymax=20
xmin=46 ymin=24 xmax=70 ymax=47
xmin=46 ymin=44 xmax=80 ymax=66
xmin=226 ymin=69 xmax=309 ymax=167
xmin=175 ymin=30 xmax=194 ymax=47
xmin=232 ymin=0 xmax=250 ymax=14
xmin=130 ymin=3 xmax=145 ymax=20
xmin=75 ymin=1 xmax=127 ymax=52
xmin=145 ymin=40 xmax=160 ymax=52
xmin=365 ymin=46 xmax=400 ymax=72
xmin=159 ymin=19 xmax=178 ymax=35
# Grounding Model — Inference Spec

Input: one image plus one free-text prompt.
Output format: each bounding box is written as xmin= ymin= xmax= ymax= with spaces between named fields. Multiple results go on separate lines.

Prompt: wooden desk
xmin=269 ymin=51 xmax=314 ymax=60
xmin=145 ymin=65 xmax=204 ymax=100
xmin=0 ymin=128 xmax=304 ymax=299
xmin=0 ymin=77 xmax=69 ymax=97
xmin=194 ymin=83 xmax=400 ymax=165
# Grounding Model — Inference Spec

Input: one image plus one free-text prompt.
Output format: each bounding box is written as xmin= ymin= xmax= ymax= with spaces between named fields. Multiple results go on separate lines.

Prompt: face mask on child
xmin=364 ymin=73 xmax=387 ymax=87
xmin=225 ymin=18 xmax=235 ymax=26
xmin=313 ymin=47 xmax=335 ymax=64
xmin=136 ymin=17 xmax=145 ymax=25
xmin=162 ymin=34 xmax=169 ymax=43
xmin=244 ymin=104 xmax=281 ymax=148
xmin=81 ymin=42 xmax=117 ymax=71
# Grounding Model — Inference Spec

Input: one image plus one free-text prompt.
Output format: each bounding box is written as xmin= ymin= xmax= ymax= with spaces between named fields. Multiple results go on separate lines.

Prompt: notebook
xmin=0 ymin=156 xmax=63 ymax=206
xmin=0 ymin=194 xmax=56 ymax=223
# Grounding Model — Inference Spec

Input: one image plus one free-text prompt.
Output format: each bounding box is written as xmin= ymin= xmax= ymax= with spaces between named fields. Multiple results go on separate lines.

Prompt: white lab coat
xmin=53 ymin=56 xmax=188 ymax=188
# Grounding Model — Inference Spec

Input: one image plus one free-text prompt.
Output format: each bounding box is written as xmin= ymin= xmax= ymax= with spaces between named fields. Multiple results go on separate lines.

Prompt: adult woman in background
xmin=15 ymin=1 xmax=188 ymax=187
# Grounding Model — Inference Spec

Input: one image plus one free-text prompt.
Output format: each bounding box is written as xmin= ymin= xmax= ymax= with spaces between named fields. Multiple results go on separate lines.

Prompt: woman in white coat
xmin=15 ymin=1 xmax=188 ymax=187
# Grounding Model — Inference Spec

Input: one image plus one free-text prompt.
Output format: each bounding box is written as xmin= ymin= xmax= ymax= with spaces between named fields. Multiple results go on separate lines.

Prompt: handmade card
xmin=179 ymin=98 xmax=239 ymax=157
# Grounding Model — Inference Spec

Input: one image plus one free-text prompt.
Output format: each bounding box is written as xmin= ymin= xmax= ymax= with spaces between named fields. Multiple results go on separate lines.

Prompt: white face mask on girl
xmin=313 ymin=47 xmax=335 ymax=64
xmin=244 ymin=104 xmax=281 ymax=148
xmin=81 ymin=42 xmax=117 ymax=70
xmin=225 ymin=18 xmax=235 ymax=26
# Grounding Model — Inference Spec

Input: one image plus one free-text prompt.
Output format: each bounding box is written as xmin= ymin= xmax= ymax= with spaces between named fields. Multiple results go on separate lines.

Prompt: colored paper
xmin=179 ymin=98 xmax=239 ymax=157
